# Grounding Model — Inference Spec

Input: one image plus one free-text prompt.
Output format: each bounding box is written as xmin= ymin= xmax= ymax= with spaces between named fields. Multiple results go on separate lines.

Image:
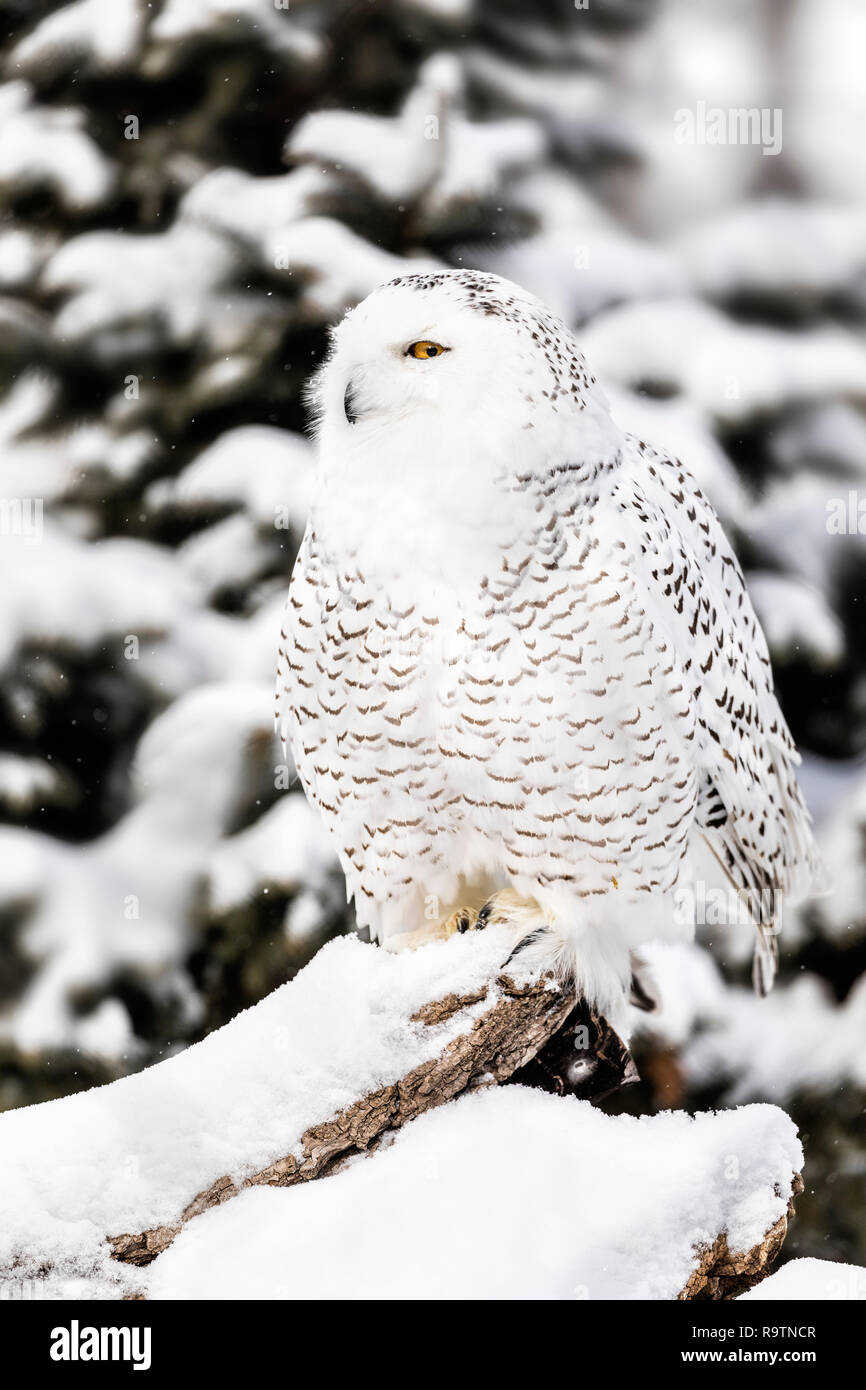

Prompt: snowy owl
xmin=276 ymin=270 xmax=821 ymax=1026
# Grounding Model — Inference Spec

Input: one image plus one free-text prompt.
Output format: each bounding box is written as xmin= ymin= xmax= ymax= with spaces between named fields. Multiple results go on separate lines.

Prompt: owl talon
xmin=474 ymin=890 xmax=554 ymax=967
xmin=503 ymin=926 xmax=550 ymax=967
xmin=442 ymin=907 xmax=480 ymax=937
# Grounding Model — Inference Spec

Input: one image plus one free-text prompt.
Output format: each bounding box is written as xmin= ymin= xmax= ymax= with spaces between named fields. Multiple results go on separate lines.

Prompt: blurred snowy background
xmin=0 ymin=0 xmax=864 ymax=1267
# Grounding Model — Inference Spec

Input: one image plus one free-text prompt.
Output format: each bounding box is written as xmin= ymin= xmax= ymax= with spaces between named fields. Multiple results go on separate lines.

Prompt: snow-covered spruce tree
xmin=0 ymin=0 xmax=646 ymax=1097
xmin=0 ymin=0 xmax=864 ymax=1268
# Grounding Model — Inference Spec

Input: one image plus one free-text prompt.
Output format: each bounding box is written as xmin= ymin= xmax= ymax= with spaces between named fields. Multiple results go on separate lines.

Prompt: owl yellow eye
xmin=407 ymin=340 xmax=448 ymax=360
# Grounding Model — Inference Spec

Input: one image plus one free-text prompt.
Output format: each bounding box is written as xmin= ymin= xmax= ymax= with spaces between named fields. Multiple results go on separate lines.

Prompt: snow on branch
xmin=109 ymin=946 xmax=576 ymax=1269
xmin=0 ymin=930 xmax=802 ymax=1300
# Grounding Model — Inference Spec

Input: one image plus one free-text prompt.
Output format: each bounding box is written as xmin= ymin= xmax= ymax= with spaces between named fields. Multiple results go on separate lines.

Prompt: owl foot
xmin=441 ymin=906 xmax=481 ymax=937
xmin=384 ymin=893 xmax=535 ymax=954
xmin=383 ymin=907 xmax=480 ymax=952
xmin=469 ymin=890 xmax=553 ymax=969
xmin=476 ymin=889 xmax=548 ymax=940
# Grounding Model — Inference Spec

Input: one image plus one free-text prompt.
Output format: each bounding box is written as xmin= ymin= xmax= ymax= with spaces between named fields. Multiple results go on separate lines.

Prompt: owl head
xmin=305 ymin=271 xmax=619 ymax=579
xmin=309 ymin=270 xmax=607 ymax=450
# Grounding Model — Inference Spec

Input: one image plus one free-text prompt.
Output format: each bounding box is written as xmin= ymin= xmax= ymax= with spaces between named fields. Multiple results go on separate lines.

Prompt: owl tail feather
xmin=752 ymin=924 xmax=779 ymax=997
xmin=701 ymin=831 xmax=781 ymax=998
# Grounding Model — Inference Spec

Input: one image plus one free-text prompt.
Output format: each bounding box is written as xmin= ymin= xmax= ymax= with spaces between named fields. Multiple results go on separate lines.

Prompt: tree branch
xmin=109 ymin=960 xmax=800 ymax=1301
xmin=679 ymin=1175 xmax=804 ymax=1300
xmin=110 ymin=971 xmax=577 ymax=1266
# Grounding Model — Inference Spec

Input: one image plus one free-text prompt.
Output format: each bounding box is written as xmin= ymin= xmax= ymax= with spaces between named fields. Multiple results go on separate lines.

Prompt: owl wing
xmin=611 ymin=436 xmax=821 ymax=991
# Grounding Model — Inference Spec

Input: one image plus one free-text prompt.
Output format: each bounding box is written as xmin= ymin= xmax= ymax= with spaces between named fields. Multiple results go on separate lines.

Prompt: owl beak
xmin=344 ymin=379 xmax=360 ymax=425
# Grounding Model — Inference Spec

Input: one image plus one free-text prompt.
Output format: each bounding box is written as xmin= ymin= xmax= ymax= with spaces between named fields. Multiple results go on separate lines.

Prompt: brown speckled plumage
xmin=276 ymin=271 xmax=821 ymax=1012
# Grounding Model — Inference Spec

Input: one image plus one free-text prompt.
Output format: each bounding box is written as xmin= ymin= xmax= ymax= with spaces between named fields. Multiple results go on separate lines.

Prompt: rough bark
xmin=109 ymin=968 xmax=801 ymax=1300
xmin=110 ymin=971 xmax=577 ymax=1267
xmin=677 ymin=1173 xmax=805 ymax=1300
xmin=509 ymin=998 xmax=640 ymax=1103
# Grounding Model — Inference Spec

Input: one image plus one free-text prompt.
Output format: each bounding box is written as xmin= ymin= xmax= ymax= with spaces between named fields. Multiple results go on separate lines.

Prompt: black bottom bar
xmin=2 ymin=1296 xmax=854 ymax=1375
